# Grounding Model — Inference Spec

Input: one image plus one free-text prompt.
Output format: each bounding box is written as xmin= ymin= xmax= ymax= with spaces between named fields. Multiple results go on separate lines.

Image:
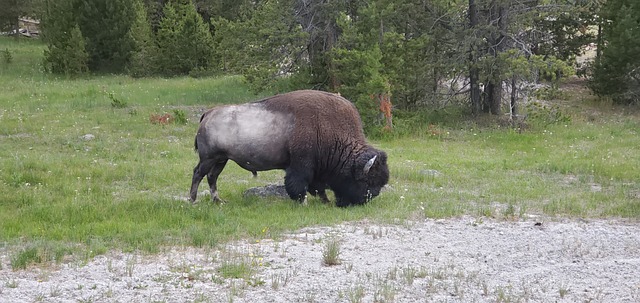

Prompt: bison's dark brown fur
xmin=190 ymin=90 xmax=389 ymax=207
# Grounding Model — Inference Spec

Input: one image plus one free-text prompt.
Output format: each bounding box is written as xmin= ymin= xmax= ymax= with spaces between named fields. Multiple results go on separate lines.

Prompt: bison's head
xmin=332 ymin=148 xmax=389 ymax=207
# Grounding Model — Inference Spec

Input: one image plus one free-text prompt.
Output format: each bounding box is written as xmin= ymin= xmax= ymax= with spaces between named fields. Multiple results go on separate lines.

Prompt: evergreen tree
xmin=76 ymin=0 xmax=135 ymax=72
xmin=195 ymin=0 xmax=253 ymax=24
xmin=213 ymin=0 xmax=307 ymax=90
xmin=329 ymin=8 xmax=393 ymax=130
xmin=128 ymin=0 xmax=157 ymax=77
xmin=590 ymin=0 xmax=640 ymax=104
xmin=155 ymin=0 xmax=215 ymax=76
xmin=42 ymin=0 xmax=88 ymax=75
xmin=465 ymin=0 xmax=580 ymax=115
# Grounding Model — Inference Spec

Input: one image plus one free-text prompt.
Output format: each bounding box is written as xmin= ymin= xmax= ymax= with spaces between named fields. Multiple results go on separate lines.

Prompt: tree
xmin=465 ymin=0 xmax=580 ymax=116
xmin=76 ymin=0 xmax=135 ymax=72
xmin=195 ymin=0 xmax=254 ymax=24
xmin=155 ymin=0 xmax=215 ymax=76
xmin=590 ymin=0 xmax=640 ymax=104
xmin=127 ymin=0 xmax=157 ymax=77
xmin=42 ymin=0 xmax=88 ymax=75
xmin=142 ymin=0 xmax=166 ymax=32
xmin=531 ymin=1 xmax=599 ymax=64
xmin=213 ymin=0 xmax=307 ymax=90
xmin=469 ymin=0 xmax=482 ymax=115
xmin=328 ymin=5 xmax=398 ymax=130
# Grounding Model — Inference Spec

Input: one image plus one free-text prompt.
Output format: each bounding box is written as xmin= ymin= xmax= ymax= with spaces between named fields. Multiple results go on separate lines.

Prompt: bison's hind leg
xmin=190 ymin=161 xmax=211 ymax=203
xmin=206 ymin=159 xmax=228 ymax=203
xmin=190 ymin=158 xmax=226 ymax=203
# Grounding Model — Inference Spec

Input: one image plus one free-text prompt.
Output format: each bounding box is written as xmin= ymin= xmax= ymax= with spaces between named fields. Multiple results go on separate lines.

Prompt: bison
xmin=189 ymin=90 xmax=389 ymax=207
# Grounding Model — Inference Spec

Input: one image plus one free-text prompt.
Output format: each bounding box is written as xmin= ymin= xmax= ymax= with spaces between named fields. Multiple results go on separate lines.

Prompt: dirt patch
xmin=1 ymin=217 xmax=639 ymax=302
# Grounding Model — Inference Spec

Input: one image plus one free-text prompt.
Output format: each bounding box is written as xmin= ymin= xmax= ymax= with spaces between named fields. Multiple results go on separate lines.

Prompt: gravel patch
xmin=1 ymin=217 xmax=639 ymax=302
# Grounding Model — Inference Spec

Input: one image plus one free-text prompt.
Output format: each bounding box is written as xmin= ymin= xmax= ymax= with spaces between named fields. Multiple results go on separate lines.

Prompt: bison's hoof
xmin=211 ymin=191 xmax=226 ymax=205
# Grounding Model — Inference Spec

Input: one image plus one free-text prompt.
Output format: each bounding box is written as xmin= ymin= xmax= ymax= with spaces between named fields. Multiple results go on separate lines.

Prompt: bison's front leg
xmin=284 ymin=167 xmax=311 ymax=203
xmin=308 ymin=182 xmax=330 ymax=203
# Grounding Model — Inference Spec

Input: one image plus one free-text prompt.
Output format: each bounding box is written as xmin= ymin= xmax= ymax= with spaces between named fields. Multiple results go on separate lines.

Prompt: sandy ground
xmin=1 ymin=217 xmax=639 ymax=303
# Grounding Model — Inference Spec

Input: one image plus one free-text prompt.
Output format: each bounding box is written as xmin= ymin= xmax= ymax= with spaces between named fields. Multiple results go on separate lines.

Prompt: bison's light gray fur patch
xmin=200 ymin=103 xmax=293 ymax=172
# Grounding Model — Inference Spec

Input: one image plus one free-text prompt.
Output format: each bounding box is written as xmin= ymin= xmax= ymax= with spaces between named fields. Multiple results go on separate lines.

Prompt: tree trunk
xmin=596 ymin=22 xmax=602 ymax=61
xmin=484 ymin=0 xmax=505 ymax=115
xmin=487 ymin=81 xmax=502 ymax=115
xmin=432 ymin=39 xmax=439 ymax=95
xmin=510 ymin=76 xmax=517 ymax=117
xmin=469 ymin=0 xmax=482 ymax=116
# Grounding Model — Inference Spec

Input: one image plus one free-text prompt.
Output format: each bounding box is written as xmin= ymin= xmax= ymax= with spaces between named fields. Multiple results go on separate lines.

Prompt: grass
xmin=321 ymin=236 xmax=342 ymax=266
xmin=217 ymin=257 xmax=256 ymax=280
xmin=1 ymin=37 xmax=639 ymax=268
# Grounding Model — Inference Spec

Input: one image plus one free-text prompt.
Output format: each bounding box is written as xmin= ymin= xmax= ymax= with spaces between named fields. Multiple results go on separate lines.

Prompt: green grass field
xmin=1 ymin=37 xmax=638 ymax=267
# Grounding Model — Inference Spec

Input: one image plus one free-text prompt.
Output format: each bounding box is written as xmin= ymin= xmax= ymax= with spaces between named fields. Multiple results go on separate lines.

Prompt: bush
xmin=173 ymin=109 xmax=187 ymax=124
xmin=43 ymin=25 xmax=89 ymax=75
xmin=525 ymin=102 xmax=571 ymax=126
xmin=2 ymin=48 xmax=12 ymax=64
xmin=107 ymin=92 xmax=128 ymax=108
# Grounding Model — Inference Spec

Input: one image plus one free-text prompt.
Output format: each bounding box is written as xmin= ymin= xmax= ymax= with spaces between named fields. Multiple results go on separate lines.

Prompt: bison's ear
xmin=363 ymin=155 xmax=377 ymax=174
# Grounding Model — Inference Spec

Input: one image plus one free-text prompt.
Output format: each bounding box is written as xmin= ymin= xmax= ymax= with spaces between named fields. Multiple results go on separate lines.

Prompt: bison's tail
xmin=194 ymin=112 xmax=207 ymax=151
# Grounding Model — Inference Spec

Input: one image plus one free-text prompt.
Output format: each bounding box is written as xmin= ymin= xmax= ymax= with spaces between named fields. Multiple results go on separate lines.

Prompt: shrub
xmin=173 ymin=109 xmax=187 ymax=124
xmin=2 ymin=48 xmax=12 ymax=64
xmin=43 ymin=25 xmax=89 ymax=75
xmin=525 ymin=102 xmax=571 ymax=126
xmin=107 ymin=92 xmax=127 ymax=108
xmin=149 ymin=113 xmax=174 ymax=125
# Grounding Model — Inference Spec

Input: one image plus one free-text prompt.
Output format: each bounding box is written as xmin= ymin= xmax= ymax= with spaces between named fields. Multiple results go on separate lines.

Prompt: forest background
xmin=2 ymin=0 xmax=638 ymax=135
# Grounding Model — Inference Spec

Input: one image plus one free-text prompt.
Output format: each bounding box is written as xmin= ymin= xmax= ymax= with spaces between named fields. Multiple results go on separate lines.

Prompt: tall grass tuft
xmin=322 ymin=237 xmax=342 ymax=266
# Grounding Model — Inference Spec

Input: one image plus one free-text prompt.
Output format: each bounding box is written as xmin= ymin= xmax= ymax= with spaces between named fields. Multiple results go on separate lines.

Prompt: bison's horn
xmin=364 ymin=155 xmax=377 ymax=174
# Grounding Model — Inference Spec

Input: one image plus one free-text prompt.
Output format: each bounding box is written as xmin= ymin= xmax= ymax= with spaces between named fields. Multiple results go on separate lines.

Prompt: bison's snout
xmin=334 ymin=183 xmax=383 ymax=207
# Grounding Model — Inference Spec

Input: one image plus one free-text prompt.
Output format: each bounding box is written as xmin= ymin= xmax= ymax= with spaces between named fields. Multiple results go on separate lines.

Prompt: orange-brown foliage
xmin=149 ymin=113 xmax=174 ymax=125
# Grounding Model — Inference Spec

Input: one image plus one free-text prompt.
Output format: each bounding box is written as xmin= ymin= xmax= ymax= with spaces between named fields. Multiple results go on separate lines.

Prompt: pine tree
xmin=42 ymin=0 xmax=89 ymax=75
xmin=590 ymin=0 xmax=640 ymax=104
xmin=76 ymin=0 xmax=135 ymax=72
xmin=64 ymin=25 xmax=90 ymax=74
xmin=155 ymin=0 xmax=215 ymax=76
xmin=329 ymin=9 xmax=392 ymax=130
xmin=128 ymin=0 xmax=157 ymax=77
xmin=213 ymin=0 xmax=307 ymax=90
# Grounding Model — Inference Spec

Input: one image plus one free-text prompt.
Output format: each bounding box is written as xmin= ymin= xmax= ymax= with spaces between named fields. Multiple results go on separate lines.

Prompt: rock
xmin=243 ymin=184 xmax=288 ymax=198
xmin=81 ymin=134 xmax=95 ymax=141
xmin=420 ymin=169 xmax=442 ymax=176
